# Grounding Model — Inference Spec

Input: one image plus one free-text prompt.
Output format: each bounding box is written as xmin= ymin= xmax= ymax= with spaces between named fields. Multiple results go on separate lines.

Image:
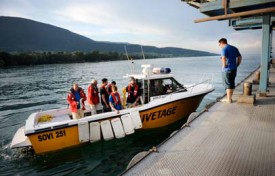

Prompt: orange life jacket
xmin=101 ymin=84 xmax=108 ymax=95
xmin=107 ymin=83 xmax=113 ymax=94
xmin=127 ymin=84 xmax=139 ymax=98
xmin=111 ymin=92 xmax=121 ymax=105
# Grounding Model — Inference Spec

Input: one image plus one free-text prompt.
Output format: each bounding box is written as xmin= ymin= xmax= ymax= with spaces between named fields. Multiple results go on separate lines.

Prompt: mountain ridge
xmin=0 ymin=16 xmax=217 ymax=57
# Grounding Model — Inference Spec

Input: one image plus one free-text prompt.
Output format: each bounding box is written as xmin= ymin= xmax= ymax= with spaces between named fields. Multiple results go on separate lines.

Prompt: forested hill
xmin=0 ymin=16 xmax=216 ymax=57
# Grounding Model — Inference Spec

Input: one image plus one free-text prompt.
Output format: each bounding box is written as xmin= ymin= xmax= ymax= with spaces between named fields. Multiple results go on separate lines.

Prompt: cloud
xmin=50 ymin=1 xmax=176 ymax=45
xmin=54 ymin=2 xmax=169 ymax=36
xmin=0 ymin=0 xmax=32 ymax=19
xmin=0 ymin=0 xmax=268 ymax=54
xmin=227 ymin=31 xmax=262 ymax=54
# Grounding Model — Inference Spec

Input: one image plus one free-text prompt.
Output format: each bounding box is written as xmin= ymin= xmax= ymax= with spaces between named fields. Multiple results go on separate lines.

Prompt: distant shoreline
xmin=0 ymin=51 xmax=218 ymax=68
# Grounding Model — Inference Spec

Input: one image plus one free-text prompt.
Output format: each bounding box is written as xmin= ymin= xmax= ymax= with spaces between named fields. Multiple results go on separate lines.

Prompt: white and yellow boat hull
xmin=21 ymin=91 xmax=209 ymax=153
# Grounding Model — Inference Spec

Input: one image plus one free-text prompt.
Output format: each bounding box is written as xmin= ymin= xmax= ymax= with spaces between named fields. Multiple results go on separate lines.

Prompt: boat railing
xmin=185 ymin=74 xmax=214 ymax=94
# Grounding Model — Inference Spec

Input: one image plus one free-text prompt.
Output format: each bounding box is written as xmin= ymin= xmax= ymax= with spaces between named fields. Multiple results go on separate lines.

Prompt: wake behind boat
xmin=10 ymin=65 xmax=214 ymax=154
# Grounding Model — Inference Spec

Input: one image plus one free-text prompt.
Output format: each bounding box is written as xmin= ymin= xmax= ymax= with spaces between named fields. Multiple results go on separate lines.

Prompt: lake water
xmin=0 ymin=55 xmax=260 ymax=175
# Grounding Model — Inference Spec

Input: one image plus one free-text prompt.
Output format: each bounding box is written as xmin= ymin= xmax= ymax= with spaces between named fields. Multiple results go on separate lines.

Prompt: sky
xmin=0 ymin=0 xmax=271 ymax=54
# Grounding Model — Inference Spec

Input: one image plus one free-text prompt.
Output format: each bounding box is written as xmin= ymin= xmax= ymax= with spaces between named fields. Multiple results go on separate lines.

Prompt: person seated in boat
xmin=67 ymin=83 xmax=87 ymax=119
xmin=109 ymin=85 xmax=122 ymax=114
xmin=107 ymin=81 xmax=116 ymax=94
xmin=100 ymin=78 xmax=111 ymax=112
xmin=87 ymin=79 xmax=100 ymax=115
xmin=150 ymin=79 xmax=166 ymax=96
xmin=125 ymin=77 xmax=141 ymax=108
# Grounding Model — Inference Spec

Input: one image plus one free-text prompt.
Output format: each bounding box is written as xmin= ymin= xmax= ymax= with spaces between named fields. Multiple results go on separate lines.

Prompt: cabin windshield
xmin=137 ymin=77 xmax=186 ymax=104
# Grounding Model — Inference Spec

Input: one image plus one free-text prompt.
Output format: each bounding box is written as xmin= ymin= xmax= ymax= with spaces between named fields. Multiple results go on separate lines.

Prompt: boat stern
xmin=10 ymin=126 xmax=31 ymax=148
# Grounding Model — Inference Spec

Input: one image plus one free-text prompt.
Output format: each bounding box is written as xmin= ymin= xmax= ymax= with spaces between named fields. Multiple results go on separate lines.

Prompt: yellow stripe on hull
xmin=27 ymin=94 xmax=205 ymax=153
xmin=140 ymin=95 xmax=205 ymax=129
xmin=28 ymin=126 xmax=80 ymax=154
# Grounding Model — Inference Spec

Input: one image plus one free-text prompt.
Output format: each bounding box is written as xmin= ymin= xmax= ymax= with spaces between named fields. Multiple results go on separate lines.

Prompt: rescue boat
xmin=10 ymin=65 xmax=214 ymax=154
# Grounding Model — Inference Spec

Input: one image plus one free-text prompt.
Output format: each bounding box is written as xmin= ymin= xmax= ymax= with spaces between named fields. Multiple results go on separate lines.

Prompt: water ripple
xmin=0 ymin=100 xmax=58 ymax=111
xmin=0 ymin=55 xmax=260 ymax=175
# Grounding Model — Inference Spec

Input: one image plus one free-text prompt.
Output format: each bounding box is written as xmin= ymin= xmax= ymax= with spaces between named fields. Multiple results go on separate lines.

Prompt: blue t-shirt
xmin=73 ymin=91 xmax=81 ymax=109
xmin=109 ymin=94 xmax=122 ymax=110
xmin=221 ymin=44 xmax=241 ymax=71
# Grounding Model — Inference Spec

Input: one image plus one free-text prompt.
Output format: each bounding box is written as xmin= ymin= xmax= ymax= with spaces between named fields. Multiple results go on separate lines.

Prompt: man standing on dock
xmin=219 ymin=38 xmax=242 ymax=103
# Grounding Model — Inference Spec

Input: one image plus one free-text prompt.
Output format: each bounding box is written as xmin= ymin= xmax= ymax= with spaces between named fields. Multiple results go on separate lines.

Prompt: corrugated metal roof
xmin=181 ymin=0 xmax=275 ymax=29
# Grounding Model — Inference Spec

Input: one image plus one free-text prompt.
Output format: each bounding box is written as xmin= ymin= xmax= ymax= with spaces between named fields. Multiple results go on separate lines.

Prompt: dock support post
xmin=259 ymin=13 xmax=271 ymax=97
xmin=269 ymin=29 xmax=275 ymax=67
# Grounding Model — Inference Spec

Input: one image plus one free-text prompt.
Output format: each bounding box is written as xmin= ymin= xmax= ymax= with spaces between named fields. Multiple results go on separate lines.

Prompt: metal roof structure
xmin=181 ymin=0 xmax=275 ymax=96
xmin=182 ymin=0 xmax=275 ymax=23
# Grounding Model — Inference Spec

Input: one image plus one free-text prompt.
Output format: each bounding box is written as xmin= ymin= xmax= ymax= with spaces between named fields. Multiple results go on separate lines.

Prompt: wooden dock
xmin=122 ymin=67 xmax=275 ymax=176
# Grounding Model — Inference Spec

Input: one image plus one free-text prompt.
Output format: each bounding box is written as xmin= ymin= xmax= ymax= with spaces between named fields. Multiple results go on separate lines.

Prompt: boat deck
xmin=122 ymin=67 xmax=275 ymax=176
xmin=36 ymin=114 xmax=71 ymax=127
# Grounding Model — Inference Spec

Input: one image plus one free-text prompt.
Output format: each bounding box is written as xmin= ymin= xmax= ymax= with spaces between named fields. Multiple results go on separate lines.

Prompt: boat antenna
xmin=124 ymin=45 xmax=135 ymax=74
xmin=141 ymin=45 xmax=146 ymax=60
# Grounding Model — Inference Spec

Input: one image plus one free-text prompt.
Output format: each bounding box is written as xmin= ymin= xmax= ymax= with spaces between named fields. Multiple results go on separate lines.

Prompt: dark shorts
xmin=222 ymin=69 xmax=237 ymax=89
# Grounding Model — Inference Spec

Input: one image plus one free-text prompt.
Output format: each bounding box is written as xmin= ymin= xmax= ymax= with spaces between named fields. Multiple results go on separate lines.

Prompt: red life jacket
xmin=127 ymin=84 xmax=139 ymax=98
xmin=101 ymin=84 xmax=108 ymax=95
xmin=88 ymin=84 xmax=99 ymax=104
xmin=111 ymin=92 xmax=121 ymax=105
xmin=67 ymin=88 xmax=86 ymax=112
xmin=107 ymin=83 xmax=113 ymax=94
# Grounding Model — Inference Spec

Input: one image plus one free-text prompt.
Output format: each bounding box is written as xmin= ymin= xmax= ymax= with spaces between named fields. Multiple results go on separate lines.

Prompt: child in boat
xmin=107 ymin=81 xmax=116 ymax=94
xmin=109 ymin=85 xmax=122 ymax=114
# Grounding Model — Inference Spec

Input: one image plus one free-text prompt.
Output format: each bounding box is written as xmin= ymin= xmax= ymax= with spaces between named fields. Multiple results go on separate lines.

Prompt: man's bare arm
xmin=237 ymin=56 xmax=242 ymax=67
xmin=221 ymin=56 xmax=227 ymax=68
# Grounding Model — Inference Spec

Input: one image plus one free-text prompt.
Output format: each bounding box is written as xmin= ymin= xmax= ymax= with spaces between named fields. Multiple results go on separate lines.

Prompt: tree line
xmin=0 ymin=51 xmax=162 ymax=68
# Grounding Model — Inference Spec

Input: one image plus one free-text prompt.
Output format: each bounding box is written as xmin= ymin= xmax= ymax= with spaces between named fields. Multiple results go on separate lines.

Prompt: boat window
xmin=150 ymin=78 xmax=186 ymax=97
xmin=136 ymin=79 xmax=144 ymax=104
xmin=150 ymin=79 xmax=166 ymax=97
xmin=143 ymin=79 xmax=149 ymax=104
xmin=166 ymin=78 xmax=186 ymax=92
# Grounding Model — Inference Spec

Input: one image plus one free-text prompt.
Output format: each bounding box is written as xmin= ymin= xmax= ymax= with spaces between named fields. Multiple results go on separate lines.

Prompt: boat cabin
xmin=125 ymin=65 xmax=186 ymax=104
